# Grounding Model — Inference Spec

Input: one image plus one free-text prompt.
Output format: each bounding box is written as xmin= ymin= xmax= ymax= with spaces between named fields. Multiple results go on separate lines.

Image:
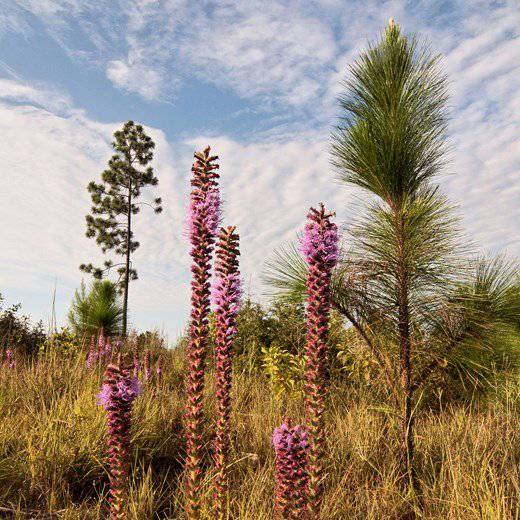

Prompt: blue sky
xmin=0 ymin=0 xmax=519 ymax=342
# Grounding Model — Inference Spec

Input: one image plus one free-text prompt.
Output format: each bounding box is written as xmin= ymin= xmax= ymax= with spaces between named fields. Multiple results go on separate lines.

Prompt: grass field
xmin=0 ymin=344 xmax=518 ymax=519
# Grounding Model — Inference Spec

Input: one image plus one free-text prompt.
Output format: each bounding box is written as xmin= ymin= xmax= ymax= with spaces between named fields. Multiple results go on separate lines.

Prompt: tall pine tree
xmin=80 ymin=121 xmax=162 ymax=337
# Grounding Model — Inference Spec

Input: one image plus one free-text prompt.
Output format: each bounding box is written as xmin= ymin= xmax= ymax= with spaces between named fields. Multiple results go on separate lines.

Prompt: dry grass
xmin=0 ymin=347 xmax=518 ymax=519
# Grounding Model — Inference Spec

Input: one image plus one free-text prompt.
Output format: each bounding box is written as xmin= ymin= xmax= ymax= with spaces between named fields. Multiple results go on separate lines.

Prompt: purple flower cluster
xmin=4 ymin=348 xmax=15 ymax=370
xmin=144 ymin=349 xmax=151 ymax=381
xmin=97 ymin=375 xmax=142 ymax=410
xmin=188 ymin=186 xmax=221 ymax=242
xmin=86 ymin=329 xmax=115 ymax=368
xmin=212 ymin=273 xmax=242 ymax=318
xmin=272 ymin=420 xmax=309 ymax=519
xmin=156 ymin=356 xmax=163 ymax=380
xmin=300 ymin=205 xmax=339 ymax=265
xmin=98 ymin=362 xmax=142 ymax=519
xmin=86 ymin=336 xmax=96 ymax=368
xmin=132 ymin=344 xmax=140 ymax=376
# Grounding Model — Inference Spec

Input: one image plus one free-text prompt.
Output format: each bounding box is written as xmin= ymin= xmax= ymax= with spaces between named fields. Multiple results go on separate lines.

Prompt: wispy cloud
xmin=0 ymin=2 xmax=518 ymax=336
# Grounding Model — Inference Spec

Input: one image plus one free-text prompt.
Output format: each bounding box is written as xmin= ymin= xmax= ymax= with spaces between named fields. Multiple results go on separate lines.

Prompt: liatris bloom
xmin=97 ymin=362 xmax=142 ymax=520
xmin=86 ymin=336 xmax=97 ymax=368
xmin=144 ymin=349 xmax=151 ymax=382
xmin=97 ymin=328 xmax=106 ymax=359
xmin=156 ymin=356 xmax=163 ymax=381
xmin=104 ymin=337 xmax=113 ymax=358
xmin=272 ymin=419 xmax=309 ymax=520
xmin=132 ymin=344 xmax=140 ymax=376
xmin=212 ymin=226 xmax=241 ymax=519
xmin=5 ymin=348 xmax=15 ymax=370
xmin=300 ymin=204 xmax=339 ymax=516
xmin=185 ymin=146 xmax=220 ymax=519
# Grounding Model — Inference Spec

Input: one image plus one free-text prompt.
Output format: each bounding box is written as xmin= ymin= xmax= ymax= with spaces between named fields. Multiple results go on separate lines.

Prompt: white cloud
xmin=105 ymin=59 xmax=166 ymax=101
xmin=0 ymin=77 xmax=73 ymax=113
xmin=0 ymin=2 xmax=518 ymax=336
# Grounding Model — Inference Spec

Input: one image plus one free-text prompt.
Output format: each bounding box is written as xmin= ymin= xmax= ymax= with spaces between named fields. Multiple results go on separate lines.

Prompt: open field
xmin=0 ymin=346 xmax=518 ymax=519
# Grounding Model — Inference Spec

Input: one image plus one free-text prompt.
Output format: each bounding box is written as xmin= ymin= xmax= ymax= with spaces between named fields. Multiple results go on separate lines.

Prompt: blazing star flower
xmin=212 ymin=226 xmax=241 ymax=520
xmin=300 ymin=210 xmax=339 ymax=265
xmin=144 ymin=349 xmax=151 ymax=382
xmin=185 ymin=146 xmax=220 ymax=520
xmin=98 ymin=362 xmax=142 ymax=519
xmin=156 ymin=356 xmax=163 ymax=380
xmin=132 ymin=344 xmax=140 ymax=376
xmin=86 ymin=336 xmax=97 ymax=369
xmin=5 ymin=348 xmax=16 ymax=370
xmin=97 ymin=376 xmax=142 ymax=410
xmin=104 ymin=337 xmax=113 ymax=358
xmin=272 ymin=419 xmax=309 ymax=519
xmin=188 ymin=186 xmax=221 ymax=241
xmin=97 ymin=328 xmax=106 ymax=358
xmin=301 ymin=204 xmax=339 ymax=516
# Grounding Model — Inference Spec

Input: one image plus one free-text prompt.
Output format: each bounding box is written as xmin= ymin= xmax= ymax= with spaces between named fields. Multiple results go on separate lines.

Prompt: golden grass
xmin=0 ymin=348 xmax=518 ymax=519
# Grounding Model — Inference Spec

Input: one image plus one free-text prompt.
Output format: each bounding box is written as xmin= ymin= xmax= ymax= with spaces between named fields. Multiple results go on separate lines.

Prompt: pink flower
xmin=188 ymin=187 xmax=221 ymax=242
xmin=300 ymin=208 xmax=339 ymax=265
xmin=272 ymin=419 xmax=309 ymax=519
xmin=97 ymin=376 xmax=142 ymax=410
xmin=98 ymin=363 xmax=142 ymax=519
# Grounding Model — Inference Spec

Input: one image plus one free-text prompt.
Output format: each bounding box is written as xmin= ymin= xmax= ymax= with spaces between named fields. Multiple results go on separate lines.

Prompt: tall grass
xmin=0 ymin=346 xmax=518 ymax=518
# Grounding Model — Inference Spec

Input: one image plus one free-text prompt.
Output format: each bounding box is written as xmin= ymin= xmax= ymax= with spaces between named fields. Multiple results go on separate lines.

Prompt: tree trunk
xmin=122 ymin=186 xmax=132 ymax=337
xmin=395 ymin=210 xmax=417 ymax=492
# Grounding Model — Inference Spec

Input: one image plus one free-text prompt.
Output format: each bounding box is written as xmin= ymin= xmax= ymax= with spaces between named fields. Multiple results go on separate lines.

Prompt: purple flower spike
xmin=273 ymin=419 xmax=309 ymax=519
xmin=98 ymin=362 xmax=142 ymax=519
xmin=5 ymin=348 xmax=16 ymax=370
xmin=144 ymin=349 xmax=151 ymax=382
xmin=212 ymin=226 xmax=241 ymax=520
xmin=300 ymin=206 xmax=339 ymax=265
xmin=97 ymin=328 xmax=106 ymax=358
xmin=86 ymin=336 xmax=97 ymax=369
xmin=301 ymin=204 xmax=338 ymax=516
xmin=185 ymin=146 xmax=220 ymax=520
xmin=132 ymin=344 xmax=140 ymax=376
xmin=156 ymin=356 xmax=163 ymax=381
xmin=97 ymin=376 xmax=142 ymax=410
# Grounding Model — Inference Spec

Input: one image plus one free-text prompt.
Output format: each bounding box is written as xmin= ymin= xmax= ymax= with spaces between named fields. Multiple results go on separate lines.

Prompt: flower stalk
xmin=185 ymin=146 xmax=220 ymax=519
xmin=156 ymin=356 xmax=163 ymax=381
xmin=300 ymin=204 xmax=339 ymax=516
xmin=212 ymin=226 xmax=241 ymax=519
xmin=97 ymin=361 xmax=142 ymax=519
xmin=144 ymin=349 xmax=151 ymax=381
xmin=86 ymin=336 xmax=96 ymax=368
xmin=272 ymin=419 xmax=309 ymax=519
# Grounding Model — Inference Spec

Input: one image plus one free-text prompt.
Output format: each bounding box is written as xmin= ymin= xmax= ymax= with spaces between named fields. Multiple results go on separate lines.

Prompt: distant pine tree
xmin=80 ymin=121 xmax=162 ymax=336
